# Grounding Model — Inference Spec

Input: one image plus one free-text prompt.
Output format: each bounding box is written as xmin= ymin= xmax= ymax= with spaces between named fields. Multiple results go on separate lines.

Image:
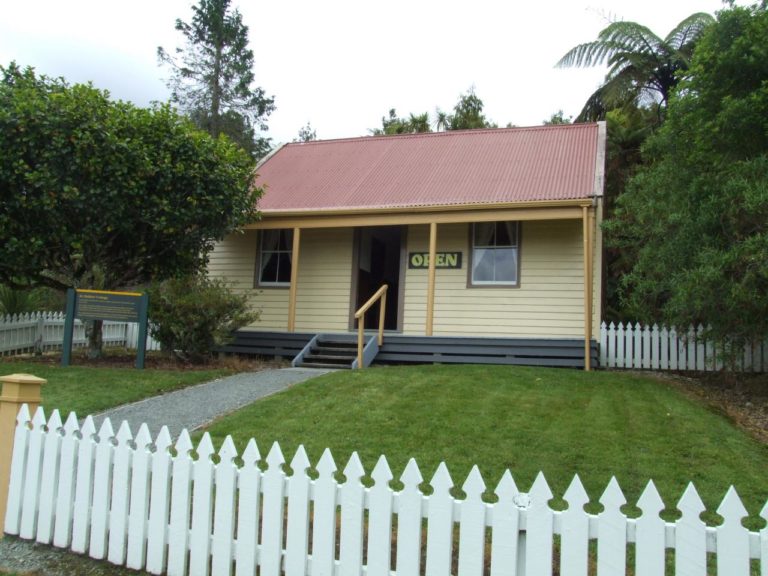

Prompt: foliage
xmin=0 ymin=63 xmax=259 ymax=295
xmin=0 ymin=285 xmax=41 ymax=315
xmin=294 ymin=121 xmax=317 ymax=142
xmin=557 ymin=12 xmax=714 ymax=121
xmin=158 ymin=0 xmax=275 ymax=159
xmin=201 ymin=364 xmax=768 ymax=524
xmin=148 ymin=274 xmax=257 ymax=363
xmin=370 ymin=108 xmax=432 ymax=135
xmin=543 ymin=109 xmax=572 ymax=125
xmin=605 ymin=5 xmax=768 ymax=348
xmin=442 ymin=86 xmax=496 ymax=130
xmin=371 ymin=88 xmax=497 ymax=135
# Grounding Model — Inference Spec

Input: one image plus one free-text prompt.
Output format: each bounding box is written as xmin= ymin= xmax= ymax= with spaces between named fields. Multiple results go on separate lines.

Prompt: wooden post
xmin=287 ymin=227 xmax=301 ymax=332
xmin=426 ymin=222 xmax=437 ymax=337
xmin=582 ymin=206 xmax=593 ymax=371
xmin=0 ymin=373 xmax=45 ymax=538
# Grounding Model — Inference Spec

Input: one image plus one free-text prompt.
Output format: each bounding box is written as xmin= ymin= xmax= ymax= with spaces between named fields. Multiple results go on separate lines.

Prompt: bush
xmin=148 ymin=275 xmax=257 ymax=363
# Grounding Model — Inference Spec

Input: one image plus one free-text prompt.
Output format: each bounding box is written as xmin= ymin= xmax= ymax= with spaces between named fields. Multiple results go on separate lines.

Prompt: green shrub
xmin=148 ymin=275 xmax=257 ymax=363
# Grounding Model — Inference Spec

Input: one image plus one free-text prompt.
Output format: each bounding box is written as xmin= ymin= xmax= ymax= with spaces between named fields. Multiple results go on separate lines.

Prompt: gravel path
xmin=0 ymin=367 xmax=331 ymax=574
xmin=91 ymin=366 xmax=331 ymax=438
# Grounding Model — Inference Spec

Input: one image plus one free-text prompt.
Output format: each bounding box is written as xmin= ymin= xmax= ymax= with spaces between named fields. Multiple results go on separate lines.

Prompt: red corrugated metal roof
xmin=255 ymin=123 xmax=601 ymax=213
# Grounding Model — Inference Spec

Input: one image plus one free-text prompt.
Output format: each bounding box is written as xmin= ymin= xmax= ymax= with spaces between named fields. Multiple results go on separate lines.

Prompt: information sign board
xmin=62 ymin=289 xmax=149 ymax=369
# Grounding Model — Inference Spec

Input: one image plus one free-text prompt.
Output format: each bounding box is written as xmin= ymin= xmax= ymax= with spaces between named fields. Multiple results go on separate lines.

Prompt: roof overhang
xmin=245 ymin=198 xmax=596 ymax=230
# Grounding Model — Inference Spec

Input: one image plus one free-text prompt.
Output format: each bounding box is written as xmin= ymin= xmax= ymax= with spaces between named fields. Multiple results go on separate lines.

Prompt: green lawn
xmin=0 ymin=359 xmax=232 ymax=416
xmin=201 ymin=364 xmax=768 ymax=526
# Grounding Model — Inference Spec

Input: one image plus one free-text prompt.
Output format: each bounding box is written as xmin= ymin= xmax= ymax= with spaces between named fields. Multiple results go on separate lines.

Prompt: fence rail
xmin=600 ymin=321 xmax=768 ymax=372
xmin=4 ymin=404 xmax=767 ymax=576
xmin=0 ymin=311 xmax=160 ymax=356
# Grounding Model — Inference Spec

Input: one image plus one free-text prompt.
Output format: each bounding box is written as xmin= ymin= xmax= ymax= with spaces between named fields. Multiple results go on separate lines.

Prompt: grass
xmin=0 ymin=358 xmax=233 ymax=416
xmin=201 ymin=364 xmax=768 ymax=526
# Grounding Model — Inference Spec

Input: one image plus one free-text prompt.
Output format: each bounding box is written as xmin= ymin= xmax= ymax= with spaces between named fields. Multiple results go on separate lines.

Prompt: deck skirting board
xmin=220 ymin=331 xmax=598 ymax=369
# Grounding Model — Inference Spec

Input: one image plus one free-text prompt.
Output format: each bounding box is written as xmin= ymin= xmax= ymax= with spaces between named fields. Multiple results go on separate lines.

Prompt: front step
xmin=294 ymin=335 xmax=359 ymax=369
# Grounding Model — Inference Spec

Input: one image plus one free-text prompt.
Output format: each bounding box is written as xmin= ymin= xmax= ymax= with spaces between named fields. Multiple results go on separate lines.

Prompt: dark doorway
xmin=355 ymin=226 xmax=403 ymax=331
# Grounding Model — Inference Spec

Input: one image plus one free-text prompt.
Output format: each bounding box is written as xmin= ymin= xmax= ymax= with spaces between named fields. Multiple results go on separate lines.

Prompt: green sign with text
xmin=62 ymin=289 xmax=150 ymax=369
xmin=408 ymin=252 xmax=463 ymax=269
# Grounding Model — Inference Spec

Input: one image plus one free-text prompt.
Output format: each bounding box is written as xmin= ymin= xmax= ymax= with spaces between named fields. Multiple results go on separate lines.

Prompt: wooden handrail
xmin=354 ymin=284 xmax=388 ymax=369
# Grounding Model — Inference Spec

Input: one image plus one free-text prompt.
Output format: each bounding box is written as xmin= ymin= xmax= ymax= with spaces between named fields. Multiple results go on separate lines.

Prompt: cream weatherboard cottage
xmin=208 ymin=123 xmax=606 ymax=369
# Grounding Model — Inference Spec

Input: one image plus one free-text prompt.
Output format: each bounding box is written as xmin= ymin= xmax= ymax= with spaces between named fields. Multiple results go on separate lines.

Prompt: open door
xmin=354 ymin=226 xmax=403 ymax=331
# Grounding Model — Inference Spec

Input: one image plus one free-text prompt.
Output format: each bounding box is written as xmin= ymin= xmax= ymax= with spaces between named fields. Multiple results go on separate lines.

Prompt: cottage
xmin=209 ymin=123 xmax=606 ymax=369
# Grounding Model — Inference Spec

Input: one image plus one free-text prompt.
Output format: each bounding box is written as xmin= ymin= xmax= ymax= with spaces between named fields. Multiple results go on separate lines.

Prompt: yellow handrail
xmin=354 ymin=284 xmax=388 ymax=369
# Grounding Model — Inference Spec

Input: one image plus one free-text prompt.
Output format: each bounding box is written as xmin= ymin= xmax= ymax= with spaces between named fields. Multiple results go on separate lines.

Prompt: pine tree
xmin=158 ymin=0 xmax=275 ymax=158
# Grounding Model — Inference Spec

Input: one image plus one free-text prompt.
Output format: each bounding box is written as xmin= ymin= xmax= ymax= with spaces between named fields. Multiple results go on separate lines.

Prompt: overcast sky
xmin=0 ymin=0 xmax=737 ymax=145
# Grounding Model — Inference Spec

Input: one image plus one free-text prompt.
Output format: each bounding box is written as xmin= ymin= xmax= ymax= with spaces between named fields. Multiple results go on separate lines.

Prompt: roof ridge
xmin=283 ymin=122 xmax=596 ymax=147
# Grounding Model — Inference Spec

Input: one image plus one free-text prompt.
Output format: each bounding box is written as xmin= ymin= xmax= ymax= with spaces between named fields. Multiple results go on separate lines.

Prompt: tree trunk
xmin=86 ymin=319 xmax=104 ymax=359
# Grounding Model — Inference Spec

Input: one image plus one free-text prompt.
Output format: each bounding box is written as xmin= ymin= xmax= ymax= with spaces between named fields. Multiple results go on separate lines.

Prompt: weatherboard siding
xmin=403 ymin=221 xmax=598 ymax=338
xmin=293 ymin=228 xmax=353 ymax=333
xmin=208 ymin=228 xmax=353 ymax=333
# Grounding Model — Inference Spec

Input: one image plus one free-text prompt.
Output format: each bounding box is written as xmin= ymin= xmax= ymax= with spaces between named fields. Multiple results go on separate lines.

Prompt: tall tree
xmin=158 ymin=0 xmax=275 ymax=159
xmin=604 ymin=4 xmax=768 ymax=352
xmin=294 ymin=121 xmax=317 ymax=142
xmin=443 ymin=87 xmax=496 ymax=130
xmin=557 ymin=12 xmax=714 ymax=121
xmin=0 ymin=64 xmax=259 ymax=355
xmin=370 ymin=109 xmax=432 ymax=135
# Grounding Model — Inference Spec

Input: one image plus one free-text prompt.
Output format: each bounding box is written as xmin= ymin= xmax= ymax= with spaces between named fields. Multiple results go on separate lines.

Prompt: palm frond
xmin=558 ymin=21 xmax=662 ymax=68
xmin=665 ymin=12 xmax=715 ymax=50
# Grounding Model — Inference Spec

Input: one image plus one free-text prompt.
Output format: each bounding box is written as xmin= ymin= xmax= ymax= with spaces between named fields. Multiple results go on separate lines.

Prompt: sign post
xmin=61 ymin=289 xmax=150 ymax=369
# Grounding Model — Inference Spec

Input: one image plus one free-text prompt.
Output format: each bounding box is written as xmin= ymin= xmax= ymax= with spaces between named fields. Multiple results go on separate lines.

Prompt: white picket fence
xmin=600 ymin=322 xmax=768 ymax=372
xmin=0 ymin=311 xmax=160 ymax=356
xmin=4 ymin=404 xmax=767 ymax=576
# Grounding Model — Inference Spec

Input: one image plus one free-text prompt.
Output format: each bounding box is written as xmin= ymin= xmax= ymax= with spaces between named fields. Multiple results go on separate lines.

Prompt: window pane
xmin=495 ymin=222 xmax=516 ymax=247
xmin=277 ymin=253 xmax=292 ymax=283
xmin=277 ymin=229 xmax=293 ymax=251
xmin=473 ymin=222 xmax=495 ymax=247
xmin=494 ymin=248 xmax=518 ymax=282
xmin=260 ymin=252 xmax=279 ymax=283
xmin=472 ymin=248 xmax=494 ymax=282
xmin=261 ymin=230 xmax=279 ymax=251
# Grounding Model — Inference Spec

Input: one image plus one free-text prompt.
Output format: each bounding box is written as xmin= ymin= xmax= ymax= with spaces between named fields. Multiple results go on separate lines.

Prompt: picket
xmin=339 ymin=452 xmax=366 ymax=576
xmin=89 ymin=418 xmax=115 ymax=560
xmin=490 ymin=471 xmax=520 ymax=576
xmin=366 ymin=456 xmax=394 ymax=576
xmin=212 ymin=436 xmax=239 ymax=576
xmin=36 ymin=409 xmax=62 ymax=544
xmin=167 ymin=431 xmax=194 ymax=576
xmin=425 ymin=462 xmax=454 ymax=576
xmin=145 ymin=426 xmax=173 ymax=574
xmin=458 ymin=466 xmax=487 ymax=576
xmin=52 ymin=412 xmax=79 ymax=548
xmin=235 ymin=439 xmax=262 ymax=576
xmin=260 ymin=443 xmax=287 ymax=576
xmin=126 ymin=424 xmax=153 ymax=571
xmin=20 ymin=407 xmax=46 ymax=540
xmin=189 ymin=433 xmax=216 ymax=576
xmin=560 ymin=475 xmax=589 ymax=576
xmin=5 ymin=407 xmax=768 ymax=576
xmin=396 ymin=459 xmax=424 ymax=576
xmin=285 ymin=445 xmax=311 ymax=576
xmin=71 ymin=416 xmax=96 ymax=554
xmin=635 ymin=481 xmax=665 ymax=576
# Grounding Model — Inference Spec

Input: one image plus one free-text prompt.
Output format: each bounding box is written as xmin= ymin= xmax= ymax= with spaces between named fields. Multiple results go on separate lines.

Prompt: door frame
xmin=349 ymin=226 xmax=407 ymax=332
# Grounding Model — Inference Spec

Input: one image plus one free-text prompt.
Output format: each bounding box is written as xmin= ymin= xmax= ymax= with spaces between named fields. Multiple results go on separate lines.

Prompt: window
xmin=470 ymin=222 xmax=519 ymax=286
xmin=258 ymin=229 xmax=293 ymax=286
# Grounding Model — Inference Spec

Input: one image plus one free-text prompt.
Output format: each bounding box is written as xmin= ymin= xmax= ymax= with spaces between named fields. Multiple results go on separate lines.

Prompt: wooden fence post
xmin=0 ymin=373 xmax=45 ymax=538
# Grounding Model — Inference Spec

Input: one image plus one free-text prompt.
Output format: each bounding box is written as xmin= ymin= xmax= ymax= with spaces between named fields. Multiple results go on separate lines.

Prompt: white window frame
xmin=257 ymin=229 xmax=293 ymax=287
xmin=470 ymin=222 xmax=520 ymax=287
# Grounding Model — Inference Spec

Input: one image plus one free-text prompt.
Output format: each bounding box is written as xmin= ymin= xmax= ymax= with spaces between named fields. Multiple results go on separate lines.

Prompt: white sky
xmin=0 ymin=0 xmax=736 ymax=144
